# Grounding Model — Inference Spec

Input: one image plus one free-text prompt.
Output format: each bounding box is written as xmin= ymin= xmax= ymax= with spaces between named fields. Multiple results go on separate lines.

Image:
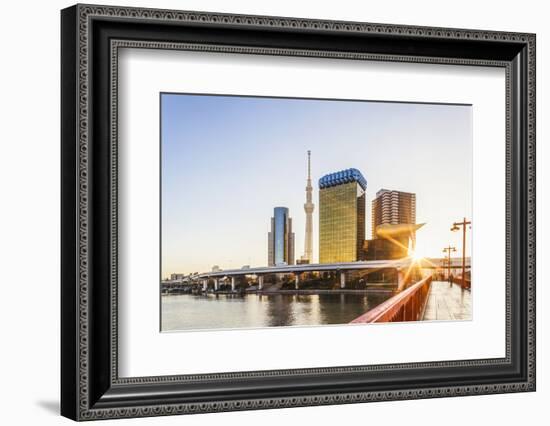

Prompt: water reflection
xmin=161 ymin=292 xmax=391 ymax=332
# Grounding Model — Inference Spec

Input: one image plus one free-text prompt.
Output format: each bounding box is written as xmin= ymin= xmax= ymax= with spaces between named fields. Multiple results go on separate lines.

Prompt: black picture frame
xmin=61 ymin=4 xmax=536 ymax=421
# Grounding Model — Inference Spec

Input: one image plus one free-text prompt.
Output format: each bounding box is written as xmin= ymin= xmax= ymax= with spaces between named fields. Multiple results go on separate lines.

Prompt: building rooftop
xmin=319 ymin=168 xmax=367 ymax=190
xmin=375 ymin=188 xmax=415 ymax=197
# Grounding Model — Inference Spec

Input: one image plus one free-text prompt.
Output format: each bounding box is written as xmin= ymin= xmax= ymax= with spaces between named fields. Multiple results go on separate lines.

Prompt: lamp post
xmin=442 ymin=246 xmax=456 ymax=284
xmin=451 ymin=217 xmax=472 ymax=290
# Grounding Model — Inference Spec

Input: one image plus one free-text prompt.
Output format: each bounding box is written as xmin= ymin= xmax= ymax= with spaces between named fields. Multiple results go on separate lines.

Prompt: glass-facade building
xmin=318 ymin=169 xmax=367 ymax=263
xmin=267 ymin=207 xmax=295 ymax=266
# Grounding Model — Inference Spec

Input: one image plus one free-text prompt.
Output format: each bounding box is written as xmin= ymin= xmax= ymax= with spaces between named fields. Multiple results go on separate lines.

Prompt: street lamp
xmin=442 ymin=246 xmax=456 ymax=284
xmin=451 ymin=217 xmax=472 ymax=290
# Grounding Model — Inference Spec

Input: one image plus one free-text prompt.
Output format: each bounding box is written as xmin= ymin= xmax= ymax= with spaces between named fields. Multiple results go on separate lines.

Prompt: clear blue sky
xmin=161 ymin=93 xmax=472 ymax=277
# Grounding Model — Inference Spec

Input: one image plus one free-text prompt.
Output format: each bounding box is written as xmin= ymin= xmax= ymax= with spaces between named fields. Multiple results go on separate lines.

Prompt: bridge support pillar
xmin=214 ymin=278 xmax=219 ymax=291
xmin=295 ymin=273 xmax=300 ymax=290
xmin=202 ymin=279 xmax=208 ymax=291
xmin=258 ymin=275 xmax=264 ymax=290
xmin=231 ymin=277 xmax=236 ymax=292
xmin=340 ymin=272 xmax=346 ymax=289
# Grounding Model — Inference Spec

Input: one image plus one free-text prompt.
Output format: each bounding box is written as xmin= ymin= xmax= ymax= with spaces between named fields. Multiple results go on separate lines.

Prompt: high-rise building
xmin=318 ymin=168 xmax=367 ymax=263
xmin=267 ymin=207 xmax=295 ymax=266
xmin=371 ymin=189 xmax=416 ymax=238
xmin=300 ymin=150 xmax=314 ymax=264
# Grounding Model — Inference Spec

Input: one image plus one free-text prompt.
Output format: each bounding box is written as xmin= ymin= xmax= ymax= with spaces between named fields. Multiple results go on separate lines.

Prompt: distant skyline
xmin=161 ymin=93 xmax=472 ymax=278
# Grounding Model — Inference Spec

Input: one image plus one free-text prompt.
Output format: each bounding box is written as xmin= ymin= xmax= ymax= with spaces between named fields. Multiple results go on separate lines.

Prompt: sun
xmin=410 ymin=250 xmax=425 ymax=261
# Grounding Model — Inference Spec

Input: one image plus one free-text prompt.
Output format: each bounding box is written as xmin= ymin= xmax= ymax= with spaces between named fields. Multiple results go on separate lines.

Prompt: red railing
xmin=350 ymin=276 xmax=432 ymax=323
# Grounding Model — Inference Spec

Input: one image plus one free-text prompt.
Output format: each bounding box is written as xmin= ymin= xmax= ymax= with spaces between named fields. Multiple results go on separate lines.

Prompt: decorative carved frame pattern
xmin=61 ymin=3 xmax=536 ymax=421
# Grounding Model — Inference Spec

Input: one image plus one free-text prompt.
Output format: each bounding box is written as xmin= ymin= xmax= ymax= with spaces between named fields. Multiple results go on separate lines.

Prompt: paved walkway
xmin=423 ymin=281 xmax=471 ymax=321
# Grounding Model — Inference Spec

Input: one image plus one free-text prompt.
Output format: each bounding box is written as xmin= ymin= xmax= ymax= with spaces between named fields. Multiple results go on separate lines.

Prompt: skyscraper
xmin=267 ymin=207 xmax=295 ymax=266
xmin=318 ymin=168 xmax=367 ymax=263
xmin=371 ymin=189 xmax=416 ymax=238
xmin=301 ymin=150 xmax=314 ymax=264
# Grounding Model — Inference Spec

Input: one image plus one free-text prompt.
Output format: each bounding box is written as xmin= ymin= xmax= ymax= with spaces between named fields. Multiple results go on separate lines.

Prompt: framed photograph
xmin=61 ymin=4 xmax=536 ymax=421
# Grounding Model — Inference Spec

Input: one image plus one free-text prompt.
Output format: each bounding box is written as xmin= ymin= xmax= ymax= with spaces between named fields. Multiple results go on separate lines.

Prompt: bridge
xmin=350 ymin=277 xmax=471 ymax=323
xmin=163 ymin=257 xmax=470 ymax=292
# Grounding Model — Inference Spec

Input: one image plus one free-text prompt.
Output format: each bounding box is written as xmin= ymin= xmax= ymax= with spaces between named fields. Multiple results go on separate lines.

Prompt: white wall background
xmin=0 ymin=0 xmax=546 ymax=424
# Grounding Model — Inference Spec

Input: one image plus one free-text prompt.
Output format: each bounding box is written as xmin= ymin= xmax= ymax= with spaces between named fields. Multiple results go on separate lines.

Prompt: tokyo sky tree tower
xmin=302 ymin=150 xmax=314 ymax=263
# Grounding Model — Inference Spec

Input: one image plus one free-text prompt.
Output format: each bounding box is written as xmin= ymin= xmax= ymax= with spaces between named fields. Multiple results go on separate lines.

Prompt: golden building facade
xmin=318 ymin=169 xmax=366 ymax=263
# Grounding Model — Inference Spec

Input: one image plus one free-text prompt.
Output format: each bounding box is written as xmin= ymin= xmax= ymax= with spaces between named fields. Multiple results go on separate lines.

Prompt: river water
xmin=161 ymin=292 xmax=392 ymax=332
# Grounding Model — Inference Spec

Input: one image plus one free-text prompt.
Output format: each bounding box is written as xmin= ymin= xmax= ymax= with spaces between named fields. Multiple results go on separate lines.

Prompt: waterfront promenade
xmin=422 ymin=281 xmax=471 ymax=321
xmin=349 ymin=277 xmax=471 ymax=324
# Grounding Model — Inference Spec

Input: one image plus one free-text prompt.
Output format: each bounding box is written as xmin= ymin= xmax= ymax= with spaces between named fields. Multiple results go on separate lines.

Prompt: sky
xmin=161 ymin=93 xmax=472 ymax=278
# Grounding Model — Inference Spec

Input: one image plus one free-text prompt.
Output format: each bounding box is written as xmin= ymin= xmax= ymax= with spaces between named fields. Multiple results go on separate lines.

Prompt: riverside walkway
xmin=422 ymin=281 xmax=471 ymax=321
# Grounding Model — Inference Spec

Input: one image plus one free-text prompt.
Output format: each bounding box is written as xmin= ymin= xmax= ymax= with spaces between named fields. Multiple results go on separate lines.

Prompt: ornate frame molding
xmin=61 ymin=4 xmax=535 ymax=421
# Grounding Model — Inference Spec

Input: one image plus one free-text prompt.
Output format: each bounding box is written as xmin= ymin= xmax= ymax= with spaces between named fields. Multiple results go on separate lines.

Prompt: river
xmin=161 ymin=292 xmax=392 ymax=332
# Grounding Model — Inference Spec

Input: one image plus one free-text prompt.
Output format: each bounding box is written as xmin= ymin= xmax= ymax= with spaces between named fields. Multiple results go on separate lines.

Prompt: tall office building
xmin=267 ymin=207 xmax=295 ymax=266
xmin=301 ymin=150 xmax=314 ymax=264
xmin=318 ymin=168 xmax=367 ymax=263
xmin=371 ymin=189 xmax=416 ymax=238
